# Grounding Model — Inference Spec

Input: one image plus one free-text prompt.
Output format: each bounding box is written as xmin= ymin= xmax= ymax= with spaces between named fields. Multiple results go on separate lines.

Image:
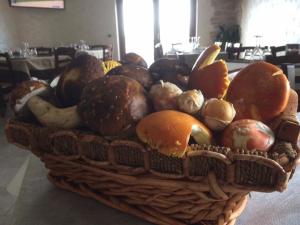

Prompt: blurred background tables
xmin=9 ymin=56 xmax=57 ymax=79
xmin=0 ymin=47 xmax=108 ymax=81
xmin=166 ymin=51 xmax=250 ymax=73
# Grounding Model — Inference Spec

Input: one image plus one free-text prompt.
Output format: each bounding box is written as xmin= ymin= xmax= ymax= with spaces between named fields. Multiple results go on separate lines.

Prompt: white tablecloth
xmin=10 ymin=56 xmax=56 ymax=76
xmin=0 ymin=49 xmax=104 ymax=78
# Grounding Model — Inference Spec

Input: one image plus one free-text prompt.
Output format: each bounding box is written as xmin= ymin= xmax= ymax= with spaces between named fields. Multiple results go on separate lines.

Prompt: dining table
xmin=165 ymin=51 xmax=250 ymax=73
xmin=0 ymin=49 xmax=104 ymax=80
xmin=9 ymin=55 xmax=57 ymax=79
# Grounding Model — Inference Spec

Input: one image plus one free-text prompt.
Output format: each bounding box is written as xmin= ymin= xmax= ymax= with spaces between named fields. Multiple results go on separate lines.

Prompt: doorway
xmin=117 ymin=0 xmax=196 ymax=65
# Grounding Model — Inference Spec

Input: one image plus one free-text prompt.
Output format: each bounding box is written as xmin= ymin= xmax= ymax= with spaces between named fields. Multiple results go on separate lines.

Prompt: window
xmin=122 ymin=0 xmax=154 ymax=64
xmin=117 ymin=0 xmax=196 ymax=64
xmin=159 ymin=0 xmax=191 ymax=54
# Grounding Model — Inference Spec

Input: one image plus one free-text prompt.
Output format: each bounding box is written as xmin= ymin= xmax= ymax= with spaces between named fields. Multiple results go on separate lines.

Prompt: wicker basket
xmin=5 ymin=92 xmax=300 ymax=225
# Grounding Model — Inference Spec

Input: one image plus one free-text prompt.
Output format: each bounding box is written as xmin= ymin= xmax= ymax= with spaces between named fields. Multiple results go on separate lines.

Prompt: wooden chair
xmin=0 ymin=53 xmax=16 ymax=117
xmin=265 ymin=54 xmax=300 ymax=88
xmin=226 ymin=46 xmax=240 ymax=59
xmin=265 ymin=54 xmax=300 ymax=66
xmin=270 ymin=46 xmax=286 ymax=57
xmin=54 ymin=47 xmax=76 ymax=75
xmin=89 ymin=44 xmax=113 ymax=61
xmin=35 ymin=47 xmax=53 ymax=56
xmin=286 ymin=44 xmax=300 ymax=56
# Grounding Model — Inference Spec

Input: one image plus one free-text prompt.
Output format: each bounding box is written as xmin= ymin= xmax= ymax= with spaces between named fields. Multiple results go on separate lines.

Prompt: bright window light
xmin=123 ymin=0 xmax=154 ymax=65
xmin=159 ymin=0 xmax=191 ymax=53
xmin=122 ymin=0 xmax=191 ymax=64
xmin=243 ymin=0 xmax=300 ymax=46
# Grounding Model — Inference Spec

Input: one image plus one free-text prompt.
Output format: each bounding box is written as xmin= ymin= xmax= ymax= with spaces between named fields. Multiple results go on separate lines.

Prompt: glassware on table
xmin=8 ymin=50 xmax=13 ymax=57
xmin=70 ymin=43 xmax=78 ymax=49
xmin=262 ymin=46 xmax=272 ymax=56
xmin=251 ymin=48 xmax=264 ymax=60
xmin=30 ymin=48 xmax=38 ymax=56
xmin=189 ymin=36 xmax=201 ymax=52
xmin=251 ymin=35 xmax=264 ymax=61
xmin=21 ymin=41 xmax=30 ymax=57
xmin=244 ymin=49 xmax=253 ymax=60
xmin=22 ymin=41 xmax=29 ymax=49
xmin=78 ymin=40 xmax=89 ymax=50
xmin=55 ymin=42 xmax=65 ymax=48
xmin=12 ymin=48 xmax=22 ymax=58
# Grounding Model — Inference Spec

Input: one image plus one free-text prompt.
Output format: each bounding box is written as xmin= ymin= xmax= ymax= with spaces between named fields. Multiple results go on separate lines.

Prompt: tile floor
xmin=0 ymin=115 xmax=29 ymax=225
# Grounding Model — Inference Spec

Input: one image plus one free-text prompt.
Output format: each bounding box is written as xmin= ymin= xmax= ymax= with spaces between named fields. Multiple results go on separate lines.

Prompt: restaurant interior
xmin=1 ymin=1 xmax=300 ymax=225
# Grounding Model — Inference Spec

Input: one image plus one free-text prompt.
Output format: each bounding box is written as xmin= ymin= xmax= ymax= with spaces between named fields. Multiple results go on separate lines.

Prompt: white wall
xmin=0 ymin=1 xmax=19 ymax=51
xmin=0 ymin=0 xmax=119 ymax=58
xmin=240 ymin=0 xmax=300 ymax=46
xmin=197 ymin=0 xmax=214 ymax=47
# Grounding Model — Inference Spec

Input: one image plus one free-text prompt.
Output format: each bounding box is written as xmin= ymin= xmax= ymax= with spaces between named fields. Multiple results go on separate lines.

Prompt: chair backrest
xmin=265 ymin=54 xmax=300 ymax=66
xmin=89 ymin=44 xmax=113 ymax=61
xmin=35 ymin=47 xmax=53 ymax=56
xmin=0 ymin=53 xmax=15 ymax=84
xmin=54 ymin=47 xmax=76 ymax=74
xmin=224 ymin=42 xmax=233 ymax=51
xmin=227 ymin=46 xmax=268 ymax=60
xmin=0 ymin=53 xmax=13 ymax=71
xmin=233 ymin=43 xmax=242 ymax=48
xmin=286 ymin=44 xmax=300 ymax=56
xmin=226 ymin=46 xmax=252 ymax=60
xmin=270 ymin=46 xmax=286 ymax=57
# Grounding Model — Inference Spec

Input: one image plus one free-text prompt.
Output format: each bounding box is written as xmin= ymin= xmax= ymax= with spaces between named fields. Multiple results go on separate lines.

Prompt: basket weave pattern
xmin=45 ymin=155 xmax=248 ymax=225
xmin=5 ymin=117 xmax=300 ymax=225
